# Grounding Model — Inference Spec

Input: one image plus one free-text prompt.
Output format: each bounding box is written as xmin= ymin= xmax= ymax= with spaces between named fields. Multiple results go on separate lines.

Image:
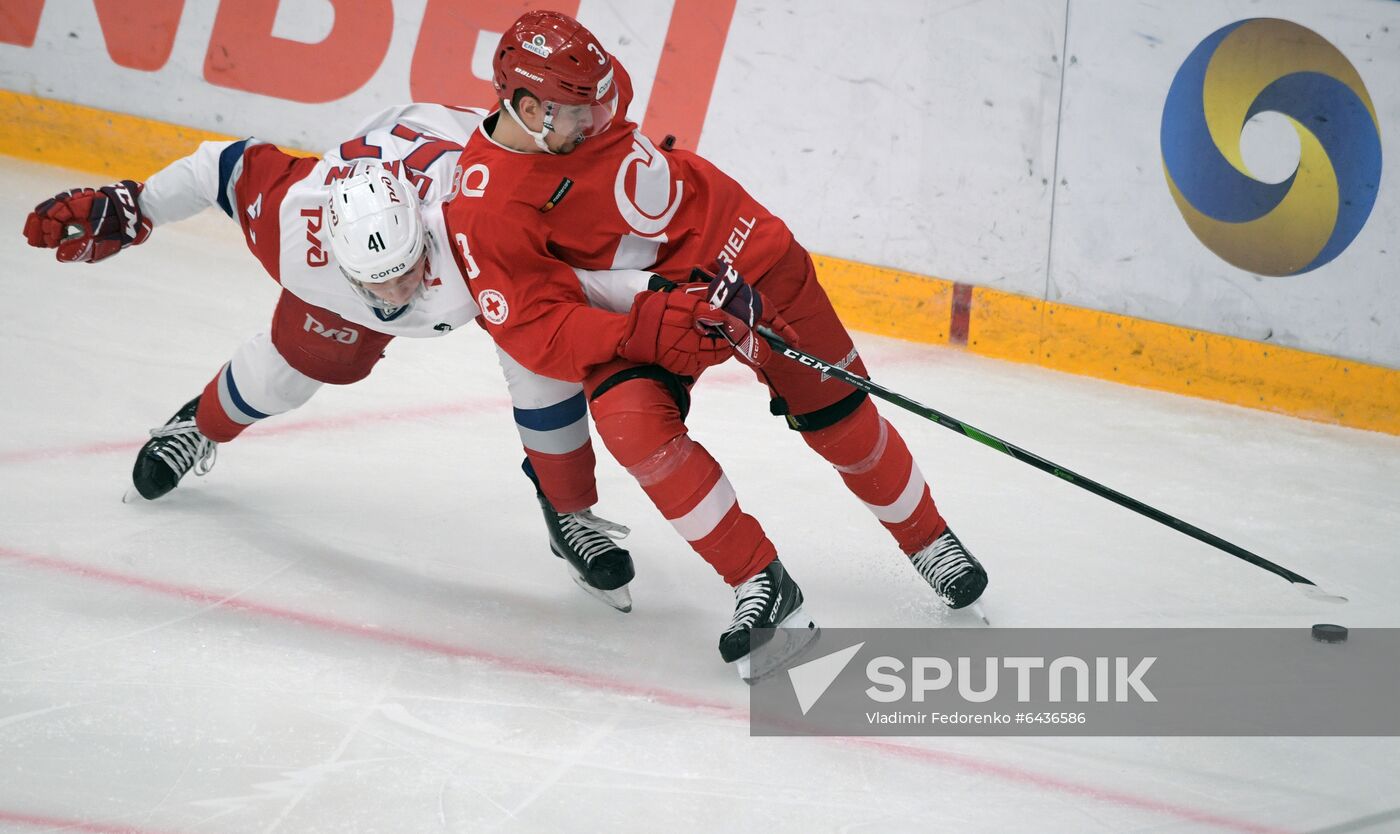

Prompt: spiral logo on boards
xmin=1160 ymin=18 xmax=1382 ymax=276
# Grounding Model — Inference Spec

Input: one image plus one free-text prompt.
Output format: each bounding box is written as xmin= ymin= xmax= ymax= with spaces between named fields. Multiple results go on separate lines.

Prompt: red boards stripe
xmin=949 ymin=282 xmax=973 ymax=346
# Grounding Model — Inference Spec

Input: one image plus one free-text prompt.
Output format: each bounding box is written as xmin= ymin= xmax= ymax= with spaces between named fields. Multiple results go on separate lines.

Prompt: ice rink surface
xmin=2 ymin=156 xmax=1398 ymax=833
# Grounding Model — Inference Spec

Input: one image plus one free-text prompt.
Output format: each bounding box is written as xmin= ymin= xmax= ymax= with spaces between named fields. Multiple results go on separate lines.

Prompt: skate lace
xmin=148 ymin=420 xmax=217 ymax=478
xmin=558 ymin=510 xmax=630 ymax=566
xmin=911 ymin=532 xmax=974 ymax=594
xmin=725 ymin=573 xmax=773 ymax=633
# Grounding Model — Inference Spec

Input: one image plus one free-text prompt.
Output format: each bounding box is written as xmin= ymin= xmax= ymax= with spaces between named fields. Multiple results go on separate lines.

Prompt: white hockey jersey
xmin=141 ymin=103 xmax=484 ymax=337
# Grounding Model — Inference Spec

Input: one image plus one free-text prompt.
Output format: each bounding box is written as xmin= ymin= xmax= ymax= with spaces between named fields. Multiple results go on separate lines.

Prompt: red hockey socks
xmin=194 ymin=334 xmax=324 ymax=443
xmin=589 ymin=376 xmax=776 ymax=585
xmin=525 ymin=442 xmax=599 ymax=514
xmin=196 ymin=364 xmax=260 ymax=443
xmin=801 ymin=399 xmax=946 ymax=555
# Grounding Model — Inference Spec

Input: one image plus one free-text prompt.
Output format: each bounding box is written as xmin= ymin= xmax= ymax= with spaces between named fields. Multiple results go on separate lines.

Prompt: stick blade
xmin=1298 ymin=583 xmax=1348 ymax=604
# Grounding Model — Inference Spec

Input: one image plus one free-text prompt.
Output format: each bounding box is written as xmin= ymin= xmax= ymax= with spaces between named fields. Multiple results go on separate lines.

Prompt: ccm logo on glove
xmin=23 ymin=180 xmax=153 ymax=264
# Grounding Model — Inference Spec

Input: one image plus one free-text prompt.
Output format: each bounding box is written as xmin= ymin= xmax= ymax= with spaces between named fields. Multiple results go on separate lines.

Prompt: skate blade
xmin=568 ymin=570 xmax=633 ymax=613
xmin=121 ymin=487 xmax=146 ymax=504
xmin=734 ymin=606 xmax=820 ymax=685
xmin=965 ymin=601 xmax=991 ymax=626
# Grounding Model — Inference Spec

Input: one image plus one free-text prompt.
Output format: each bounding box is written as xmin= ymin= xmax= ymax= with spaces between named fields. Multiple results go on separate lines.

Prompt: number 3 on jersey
xmin=454 ymin=233 xmax=480 ymax=279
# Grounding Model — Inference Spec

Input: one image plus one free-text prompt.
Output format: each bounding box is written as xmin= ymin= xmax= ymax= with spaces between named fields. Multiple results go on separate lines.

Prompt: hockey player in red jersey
xmin=22 ymin=103 xmax=645 ymax=612
xmin=442 ymin=10 xmax=989 ymax=679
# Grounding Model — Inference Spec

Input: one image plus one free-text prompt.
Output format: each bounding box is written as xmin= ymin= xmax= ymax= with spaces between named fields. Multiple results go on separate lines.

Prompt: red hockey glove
xmin=617 ymin=286 xmax=733 ymax=376
xmin=23 ymin=180 xmax=152 ymax=264
xmin=693 ymin=264 xmax=799 ymax=367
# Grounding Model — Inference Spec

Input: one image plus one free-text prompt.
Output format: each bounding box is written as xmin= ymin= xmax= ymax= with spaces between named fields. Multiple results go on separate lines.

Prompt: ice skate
xmin=910 ymin=526 xmax=988 ymax=611
xmin=536 ymin=491 xmax=636 ymax=613
xmin=125 ymin=397 xmax=217 ymax=502
xmin=719 ymin=559 xmax=819 ymax=683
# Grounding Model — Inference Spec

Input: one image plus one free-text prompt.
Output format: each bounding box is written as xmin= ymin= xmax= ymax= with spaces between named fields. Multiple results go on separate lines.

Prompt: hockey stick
xmin=755 ymin=325 xmax=1348 ymax=604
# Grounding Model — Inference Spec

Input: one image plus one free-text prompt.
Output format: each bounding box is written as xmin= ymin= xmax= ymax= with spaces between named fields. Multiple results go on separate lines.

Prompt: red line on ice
xmin=0 ymin=399 xmax=506 ymax=466
xmin=0 ymin=545 xmax=1291 ymax=834
xmin=0 ymin=546 xmax=730 ymax=716
xmin=0 ymin=810 xmax=178 ymax=834
xmin=0 ymin=344 xmax=944 ymax=468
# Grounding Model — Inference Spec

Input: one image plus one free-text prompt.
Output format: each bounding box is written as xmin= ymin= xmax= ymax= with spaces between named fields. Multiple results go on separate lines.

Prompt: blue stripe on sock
xmin=215 ymin=139 xmax=251 ymax=218
xmin=513 ymin=391 xmax=586 ymax=432
xmin=224 ymin=364 xmax=272 ymax=420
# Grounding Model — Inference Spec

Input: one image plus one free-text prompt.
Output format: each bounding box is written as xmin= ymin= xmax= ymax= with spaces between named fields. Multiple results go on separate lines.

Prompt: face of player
xmin=542 ymin=103 xmax=588 ymax=152
xmin=355 ymin=255 xmax=427 ymax=309
xmin=540 ymin=94 xmax=617 ymax=153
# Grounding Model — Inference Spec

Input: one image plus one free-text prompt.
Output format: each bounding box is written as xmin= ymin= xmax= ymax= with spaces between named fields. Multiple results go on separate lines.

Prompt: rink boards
xmin=1 ymin=0 xmax=1397 ymax=433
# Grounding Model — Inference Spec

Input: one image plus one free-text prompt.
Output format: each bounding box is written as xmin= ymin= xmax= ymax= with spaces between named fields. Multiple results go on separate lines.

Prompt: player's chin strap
xmin=501 ymin=99 xmax=557 ymax=154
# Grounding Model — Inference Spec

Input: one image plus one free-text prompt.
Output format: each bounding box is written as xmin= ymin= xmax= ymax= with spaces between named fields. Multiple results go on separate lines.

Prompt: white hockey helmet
xmin=326 ymin=162 xmax=428 ymax=312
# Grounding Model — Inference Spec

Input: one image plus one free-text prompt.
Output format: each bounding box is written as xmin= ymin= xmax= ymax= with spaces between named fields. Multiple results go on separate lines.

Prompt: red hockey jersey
xmin=443 ymin=62 xmax=795 ymax=382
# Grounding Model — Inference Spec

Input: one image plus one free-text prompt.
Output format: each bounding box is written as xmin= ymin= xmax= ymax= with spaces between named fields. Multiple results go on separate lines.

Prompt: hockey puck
xmin=1311 ymin=624 xmax=1348 ymax=644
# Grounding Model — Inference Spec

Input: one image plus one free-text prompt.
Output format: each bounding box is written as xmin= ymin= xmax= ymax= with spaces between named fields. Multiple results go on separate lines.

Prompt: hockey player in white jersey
xmin=22 ymin=103 xmax=646 ymax=612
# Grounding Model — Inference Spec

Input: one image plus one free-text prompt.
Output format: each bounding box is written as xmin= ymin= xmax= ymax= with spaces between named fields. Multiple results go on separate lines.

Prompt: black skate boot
xmin=910 ymin=526 xmax=988 ymax=611
xmin=127 ymin=397 xmax=217 ymax=501
xmin=526 ymin=461 xmax=636 ymax=613
xmin=719 ymin=559 xmax=819 ymax=683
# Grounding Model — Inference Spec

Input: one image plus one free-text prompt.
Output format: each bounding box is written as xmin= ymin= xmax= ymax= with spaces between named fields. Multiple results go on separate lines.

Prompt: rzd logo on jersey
xmin=303 ymin=314 xmax=359 ymax=344
xmin=1161 ymin=18 xmax=1382 ymax=276
xmin=302 ymin=207 xmax=327 ymax=267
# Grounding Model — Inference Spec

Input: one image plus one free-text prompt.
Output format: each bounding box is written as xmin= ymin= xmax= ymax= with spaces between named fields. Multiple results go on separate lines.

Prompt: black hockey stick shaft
xmin=757 ymin=325 xmax=1331 ymax=592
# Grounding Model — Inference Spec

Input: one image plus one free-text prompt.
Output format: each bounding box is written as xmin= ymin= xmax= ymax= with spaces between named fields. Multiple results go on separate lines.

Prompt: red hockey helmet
xmin=493 ymin=10 xmax=619 ymax=151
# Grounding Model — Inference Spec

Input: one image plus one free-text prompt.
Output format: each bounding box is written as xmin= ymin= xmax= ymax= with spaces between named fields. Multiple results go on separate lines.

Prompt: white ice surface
xmin=2 ymin=156 xmax=1398 ymax=834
